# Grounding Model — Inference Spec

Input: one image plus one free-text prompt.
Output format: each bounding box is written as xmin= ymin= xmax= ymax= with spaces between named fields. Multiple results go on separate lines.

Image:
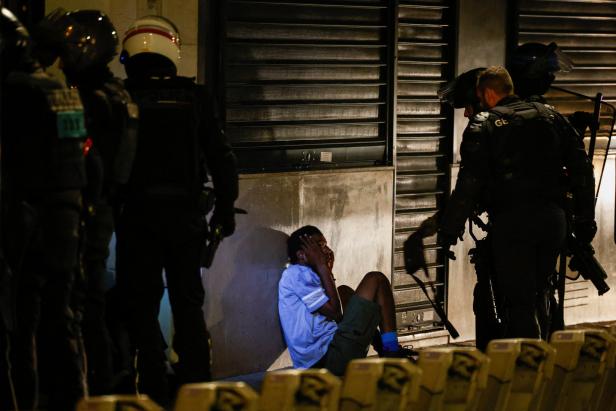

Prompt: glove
xmin=574 ymin=219 xmax=597 ymax=244
xmin=211 ymin=207 xmax=235 ymax=238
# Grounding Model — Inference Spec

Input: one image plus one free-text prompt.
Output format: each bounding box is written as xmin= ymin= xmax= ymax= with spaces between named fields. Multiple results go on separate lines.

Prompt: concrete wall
xmin=204 ymin=168 xmax=394 ymax=378
xmin=566 ymin=153 xmax=616 ymax=324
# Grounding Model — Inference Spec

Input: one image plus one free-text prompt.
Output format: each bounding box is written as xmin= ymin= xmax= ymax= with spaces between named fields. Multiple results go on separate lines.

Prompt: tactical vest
xmin=2 ymin=70 xmax=87 ymax=197
xmin=486 ymin=100 xmax=565 ymax=212
xmin=125 ymin=77 xmax=206 ymax=200
xmin=78 ymin=77 xmax=139 ymax=202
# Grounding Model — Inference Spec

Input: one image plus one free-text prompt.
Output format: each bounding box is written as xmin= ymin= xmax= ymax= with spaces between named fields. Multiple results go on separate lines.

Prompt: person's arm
xmin=558 ymin=112 xmax=596 ymax=243
xmin=300 ymin=235 xmax=342 ymax=322
xmin=201 ymin=88 xmax=239 ymax=237
xmin=438 ymin=115 xmax=490 ymax=245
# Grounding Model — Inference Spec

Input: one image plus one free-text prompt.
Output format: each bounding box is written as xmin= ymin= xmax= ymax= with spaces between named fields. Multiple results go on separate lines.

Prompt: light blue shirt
xmin=278 ymin=264 xmax=338 ymax=368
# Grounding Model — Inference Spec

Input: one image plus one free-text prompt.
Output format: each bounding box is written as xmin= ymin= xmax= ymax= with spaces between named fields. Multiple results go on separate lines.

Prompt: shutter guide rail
xmin=392 ymin=0 xmax=453 ymax=336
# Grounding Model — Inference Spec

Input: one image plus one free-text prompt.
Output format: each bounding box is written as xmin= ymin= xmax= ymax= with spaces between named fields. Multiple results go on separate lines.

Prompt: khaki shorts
xmin=313 ymin=294 xmax=381 ymax=376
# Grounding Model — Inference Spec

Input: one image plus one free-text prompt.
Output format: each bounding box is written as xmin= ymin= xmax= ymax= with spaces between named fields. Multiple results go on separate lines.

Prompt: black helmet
xmin=438 ymin=67 xmax=485 ymax=109
xmin=507 ymin=42 xmax=573 ymax=98
xmin=35 ymin=8 xmax=118 ymax=72
xmin=1 ymin=7 xmax=33 ymax=76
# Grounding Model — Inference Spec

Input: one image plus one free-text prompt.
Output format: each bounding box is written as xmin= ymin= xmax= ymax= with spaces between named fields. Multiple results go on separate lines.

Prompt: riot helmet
xmin=438 ymin=67 xmax=485 ymax=117
xmin=120 ymin=16 xmax=181 ymax=79
xmin=1 ymin=7 xmax=34 ymax=77
xmin=507 ymin=42 xmax=573 ymax=98
xmin=34 ymin=8 xmax=118 ymax=74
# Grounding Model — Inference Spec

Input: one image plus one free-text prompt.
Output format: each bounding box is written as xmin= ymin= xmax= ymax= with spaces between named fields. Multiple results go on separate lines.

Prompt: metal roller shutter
xmin=514 ymin=0 xmax=616 ymax=309
xmin=221 ymin=0 xmax=394 ymax=172
xmin=393 ymin=0 xmax=455 ymax=336
xmin=219 ymin=0 xmax=456 ymax=334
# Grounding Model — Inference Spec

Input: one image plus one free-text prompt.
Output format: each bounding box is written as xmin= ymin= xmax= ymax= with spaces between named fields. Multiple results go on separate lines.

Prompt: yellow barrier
xmin=174 ymin=382 xmax=259 ymax=411
xmin=570 ymin=323 xmax=616 ymax=411
xmin=76 ymin=395 xmax=164 ymax=411
xmin=417 ymin=347 xmax=489 ymax=411
xmin=479 ymin=339 xmax=555 ymax=411
xmin=539 ymin=329 xmax=612 ymax=411
xmin=339 ymin=358 xmax=422 ymax=411
xmin=259 ymin=369 xmax=340 ymax=411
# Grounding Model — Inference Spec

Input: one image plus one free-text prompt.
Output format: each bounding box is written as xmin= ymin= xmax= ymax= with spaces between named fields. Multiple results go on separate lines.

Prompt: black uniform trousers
xmin=490 ymin=202 xmax=566 ymax=339
xmin=77 ymin=200 xmax=115 ymax=395
xmin=115 ymin=199 xmax=211 ymax=403
xmin=8 ymin=191 xmax=84 ymax=411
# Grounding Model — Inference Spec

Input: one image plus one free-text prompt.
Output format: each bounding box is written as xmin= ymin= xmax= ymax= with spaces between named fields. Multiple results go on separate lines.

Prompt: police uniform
xmin=439 ymin=95 xmax=594 ymax=340
xmin=115 ymin=75 xmax=238 ymax=402
xmin=68 ymin=65 xmax=138 ymax=395
xmin=2 ymin=67 xmax=87 ymax=411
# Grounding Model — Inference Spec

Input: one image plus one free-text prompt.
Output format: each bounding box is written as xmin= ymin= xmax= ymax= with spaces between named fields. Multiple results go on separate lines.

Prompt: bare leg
xmin=353 ymin=272 xmax=397 ymax=333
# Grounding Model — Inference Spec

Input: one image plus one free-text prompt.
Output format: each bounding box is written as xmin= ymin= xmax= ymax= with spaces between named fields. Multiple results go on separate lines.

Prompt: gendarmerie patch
xmin=46 ymin=89 xmax=87 ymax=139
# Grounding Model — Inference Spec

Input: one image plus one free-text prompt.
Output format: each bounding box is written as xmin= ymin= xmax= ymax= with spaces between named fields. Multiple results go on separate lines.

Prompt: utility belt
xmin=487 ymin=197 xmax=564 ymax=219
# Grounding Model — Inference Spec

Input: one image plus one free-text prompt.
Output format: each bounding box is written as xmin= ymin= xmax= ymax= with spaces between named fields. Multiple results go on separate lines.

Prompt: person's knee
xmin=337 ymin=285 xmax=354 ymax=296
xmin=363 ymin=271 xmax=390 ymax=286
xmin=337 ymin=285 xmax=354 ymax=309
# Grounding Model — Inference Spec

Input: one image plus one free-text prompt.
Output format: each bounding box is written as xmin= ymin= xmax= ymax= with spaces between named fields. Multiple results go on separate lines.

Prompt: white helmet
xmin=121 ymin=15 xmax=181 ymax=70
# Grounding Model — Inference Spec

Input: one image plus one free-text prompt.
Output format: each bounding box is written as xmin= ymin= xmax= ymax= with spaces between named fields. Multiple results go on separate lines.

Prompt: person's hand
xmin=211 ymin=208 xmax=235 ymax=237
xmin=300 ymin=234 xmax=328 ymax=269
xmin=325 ymin=247 xmax=335 ymax=271
xmin=574 ymin=219 xmax=597 ymax=245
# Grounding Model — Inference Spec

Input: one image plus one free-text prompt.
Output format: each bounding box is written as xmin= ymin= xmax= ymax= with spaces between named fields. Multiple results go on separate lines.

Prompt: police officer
xmin=438 ymin=67 xmax=504 ymax=350
xmin=507 ymin=43 xmax=598 ymax=336
xmin=34 ymin=9 xmax=139 ymax=395
xmin=437 ymin=66 xmax=595 ymax=340
xmin=1 ymin=7 xmax=87 ymax=410
xmin=116 ymin=16 xmax=238 ymax=403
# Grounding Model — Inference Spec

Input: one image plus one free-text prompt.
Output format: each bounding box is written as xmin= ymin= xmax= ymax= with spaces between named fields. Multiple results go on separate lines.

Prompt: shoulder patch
xmin=474 ymin=111 xmax=489 ymax=122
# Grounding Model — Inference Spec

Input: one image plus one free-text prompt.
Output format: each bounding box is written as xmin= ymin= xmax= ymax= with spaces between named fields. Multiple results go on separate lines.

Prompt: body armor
xmin=440 ymin=95 xmax=594 ymax=239
xmin=76 ymin=72 xmax=139 ymax=202
xmin=2 ymin=70 xmax=87 ymax=196
xmin=125 ymin=76 xmax=214 ymax=201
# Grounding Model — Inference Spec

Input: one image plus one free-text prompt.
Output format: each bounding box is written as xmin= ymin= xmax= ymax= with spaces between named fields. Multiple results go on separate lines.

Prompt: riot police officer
xmin=507 ymin=43 xmax=599 ymax=336
xmin=34 ymin=9 xmax=139 ymax=395
xmin=438 ymin=67 xmax=504 ymax=350
xmin=116 ymin=16 xmax=238 ymax=403
xmin=1 ymin=7 xmax=87 ymax=410
xmin=437 ymin=66 xmax=595 ymax=340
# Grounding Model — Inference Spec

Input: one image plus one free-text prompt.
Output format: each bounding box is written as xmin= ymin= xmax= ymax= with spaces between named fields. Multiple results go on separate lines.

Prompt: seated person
xmin=278 ymin=225 xmax=411 ymax=376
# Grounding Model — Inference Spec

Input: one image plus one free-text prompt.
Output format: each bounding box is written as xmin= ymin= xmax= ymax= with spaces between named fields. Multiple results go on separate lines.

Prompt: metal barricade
xmin=339 ymin=358 xmax=422 ymax=411
xmin=174 ymin=382 xmax=259 ymax=411
xmin=260 ymin=369 xmax=340 ymax=411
